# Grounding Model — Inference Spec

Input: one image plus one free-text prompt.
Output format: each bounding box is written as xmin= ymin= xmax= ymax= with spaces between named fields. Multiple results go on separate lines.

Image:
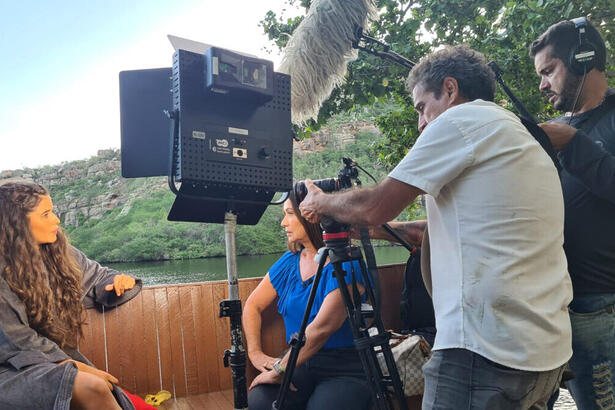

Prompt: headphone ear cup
xmin=569 ymin=42 xmax=597 ymax=76
xmin=568 ymin=17 xmax=598 ymax=76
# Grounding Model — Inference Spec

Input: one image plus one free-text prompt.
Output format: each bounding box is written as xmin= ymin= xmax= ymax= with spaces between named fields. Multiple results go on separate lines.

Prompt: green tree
xmin=261 ymin=0 xmax=615 ymax=168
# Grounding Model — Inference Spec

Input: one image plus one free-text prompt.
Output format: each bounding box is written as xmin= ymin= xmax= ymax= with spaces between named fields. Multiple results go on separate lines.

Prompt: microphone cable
xmin=567 ymin=68 xmax=588 ymax=125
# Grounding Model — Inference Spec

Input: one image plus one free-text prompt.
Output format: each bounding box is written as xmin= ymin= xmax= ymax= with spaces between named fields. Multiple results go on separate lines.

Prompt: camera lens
xmin=294 ymin=181 xmax=307 ymax=202
xmin=315 ymin=178 xmax=339 ymax=193
xmin=293 ymin=178 xmax=340 ymax=203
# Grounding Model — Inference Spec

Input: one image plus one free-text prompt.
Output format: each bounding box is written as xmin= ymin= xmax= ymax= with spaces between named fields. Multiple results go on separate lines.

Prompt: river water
xmin=107 ymin=245 xmax=410 ymax=286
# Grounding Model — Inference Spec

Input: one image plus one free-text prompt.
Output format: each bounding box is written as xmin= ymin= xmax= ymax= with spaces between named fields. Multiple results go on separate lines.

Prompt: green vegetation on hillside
xmin=61 ymin=116 xmax=422 ymax=262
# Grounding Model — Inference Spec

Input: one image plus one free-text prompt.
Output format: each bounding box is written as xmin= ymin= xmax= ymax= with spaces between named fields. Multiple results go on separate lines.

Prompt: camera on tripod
xmin=294 ymin=157 xmax=360 ymax=202
xmin=293 ymin=157 xmax=361 ymax=234
xmin=275 ymin=157 xmax=408 ymax=410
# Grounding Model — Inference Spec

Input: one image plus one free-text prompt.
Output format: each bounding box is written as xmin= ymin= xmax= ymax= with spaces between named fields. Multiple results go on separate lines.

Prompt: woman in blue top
xmin=244 ymin=193 xmax=372 ymax=410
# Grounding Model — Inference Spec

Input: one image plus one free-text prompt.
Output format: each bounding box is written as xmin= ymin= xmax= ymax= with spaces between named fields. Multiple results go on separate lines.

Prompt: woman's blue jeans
xmin=565 ymin=293 xmax=615 ymax=410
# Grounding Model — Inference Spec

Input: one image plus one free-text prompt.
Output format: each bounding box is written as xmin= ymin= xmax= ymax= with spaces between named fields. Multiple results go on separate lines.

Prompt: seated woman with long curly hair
xmin=0 ymin=180 xmax=142 ymax=410
xmin=243 ymin=192 xmax=372 ymax=410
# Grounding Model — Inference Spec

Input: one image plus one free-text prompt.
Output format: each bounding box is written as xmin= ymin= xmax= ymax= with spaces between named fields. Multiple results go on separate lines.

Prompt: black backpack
xmin=400 ymin=247 xmax=436 ymax=337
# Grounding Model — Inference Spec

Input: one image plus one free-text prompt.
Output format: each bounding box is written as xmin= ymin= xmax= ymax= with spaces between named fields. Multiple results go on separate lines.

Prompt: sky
xmin=0 ymin=0 xmax=298 ymax=171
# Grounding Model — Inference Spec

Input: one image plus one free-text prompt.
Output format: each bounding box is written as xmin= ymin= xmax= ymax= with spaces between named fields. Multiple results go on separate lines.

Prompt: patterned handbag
xmin=378 ymin=332 xmax=432 ymax=397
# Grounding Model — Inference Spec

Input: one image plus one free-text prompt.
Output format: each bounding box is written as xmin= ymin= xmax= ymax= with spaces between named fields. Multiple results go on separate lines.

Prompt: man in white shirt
xmin=299 ymin=45 xmax=572 ymax=409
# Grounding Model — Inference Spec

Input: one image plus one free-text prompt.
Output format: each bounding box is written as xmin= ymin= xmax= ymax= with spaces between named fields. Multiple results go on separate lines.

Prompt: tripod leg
xmin=329 ymin=249 xmax=408 ymax=410
xmin=356 ymin=257 xmax=408 ymax=410
xmin=221 ymin=212 xmax=248 ymax=410
xmin=272 ymin=248 xmax=329 ymax=410
xmin=330 ymin=259 xmax=392 ymax=410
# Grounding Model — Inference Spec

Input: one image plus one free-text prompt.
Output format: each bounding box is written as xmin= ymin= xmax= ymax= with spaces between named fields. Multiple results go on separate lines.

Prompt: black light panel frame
xmin=119 ymin=46 xmax=293 ymax=225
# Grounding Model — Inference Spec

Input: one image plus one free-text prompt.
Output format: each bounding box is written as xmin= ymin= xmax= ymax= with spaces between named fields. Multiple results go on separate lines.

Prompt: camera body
xmin=293 ymin=158 xmax=360 ymax=234
xmin=294 ymin=157 xmax=359 ymax=203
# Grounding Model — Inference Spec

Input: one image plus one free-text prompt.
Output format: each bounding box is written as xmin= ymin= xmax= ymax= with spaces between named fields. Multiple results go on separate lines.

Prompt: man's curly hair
xmin=406 ymin=45 xmax=495 ymax=102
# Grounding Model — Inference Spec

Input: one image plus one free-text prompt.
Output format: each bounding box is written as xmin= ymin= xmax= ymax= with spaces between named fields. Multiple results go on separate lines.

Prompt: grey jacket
xmin=0 ymin=247 xmax=141 ymax=409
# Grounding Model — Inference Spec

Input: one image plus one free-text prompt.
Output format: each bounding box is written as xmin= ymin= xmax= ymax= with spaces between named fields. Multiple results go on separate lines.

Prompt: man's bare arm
xmin=364 ymin=220 xmax=427 ymax=247
xmin=299 ymin=177 xmax=424 ymax=226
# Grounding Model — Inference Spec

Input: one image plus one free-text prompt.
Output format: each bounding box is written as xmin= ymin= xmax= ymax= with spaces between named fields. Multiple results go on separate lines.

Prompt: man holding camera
xmin=299 ymin=45 xmax=572 ymax=409
xmin=531 ymin=18 xmax=615 ymax=409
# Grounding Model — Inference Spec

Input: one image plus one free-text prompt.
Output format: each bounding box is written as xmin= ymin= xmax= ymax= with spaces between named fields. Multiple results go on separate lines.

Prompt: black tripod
xmin=273 ymin=221 xmax=407 ymax=410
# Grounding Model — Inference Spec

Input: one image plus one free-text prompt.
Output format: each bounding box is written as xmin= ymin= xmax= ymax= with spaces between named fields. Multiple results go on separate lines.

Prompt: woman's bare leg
xmin=70 ymin=371 xmax=121 ymax=410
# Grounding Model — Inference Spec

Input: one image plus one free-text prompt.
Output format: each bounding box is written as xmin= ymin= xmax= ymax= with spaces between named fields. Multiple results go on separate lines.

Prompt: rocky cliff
xmin=1 ymin=149 xmax=167 ymax=228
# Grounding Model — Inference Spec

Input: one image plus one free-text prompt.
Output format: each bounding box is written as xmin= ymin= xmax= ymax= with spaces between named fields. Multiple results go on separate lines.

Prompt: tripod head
xmin=320 ymin=216 xmax=351 ymax=249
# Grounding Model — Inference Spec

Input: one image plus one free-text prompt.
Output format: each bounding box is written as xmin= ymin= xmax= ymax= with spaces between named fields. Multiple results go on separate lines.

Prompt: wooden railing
xmin=78 ymin=263 xmax=406 ymax=399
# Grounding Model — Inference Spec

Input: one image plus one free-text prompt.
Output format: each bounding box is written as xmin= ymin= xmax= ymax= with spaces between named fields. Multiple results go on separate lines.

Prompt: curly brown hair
xmin=406 ymin=45 xmax=495 ymax=102
xmin=0 ymin=180 xmax=84 ymax=348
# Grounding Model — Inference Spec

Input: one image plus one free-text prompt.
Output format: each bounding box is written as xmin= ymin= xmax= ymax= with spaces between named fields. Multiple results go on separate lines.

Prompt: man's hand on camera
xmin=299 ymin=179 xmax=326 ymax=223
xmin=538 ymin=122 xmax=577 ymax=151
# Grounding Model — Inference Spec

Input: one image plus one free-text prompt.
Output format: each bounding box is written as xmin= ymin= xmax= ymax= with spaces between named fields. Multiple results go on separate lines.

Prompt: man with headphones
xmin=531 ymin=18 xmax=615 ymax=410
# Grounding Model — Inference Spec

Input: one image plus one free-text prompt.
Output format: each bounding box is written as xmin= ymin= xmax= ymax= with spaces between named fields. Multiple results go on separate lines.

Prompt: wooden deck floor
xmin=160 ymin=389 xmax=234 ymax=409
xmin=159 ymin=389 xmax=422 ymax=409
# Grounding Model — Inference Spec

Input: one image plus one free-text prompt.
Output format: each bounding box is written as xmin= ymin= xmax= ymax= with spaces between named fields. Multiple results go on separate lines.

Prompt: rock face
xmin=293 ymin=121 xmax=379 ymax=157
xmin=0 ymin=149 xmax=165 ymax=227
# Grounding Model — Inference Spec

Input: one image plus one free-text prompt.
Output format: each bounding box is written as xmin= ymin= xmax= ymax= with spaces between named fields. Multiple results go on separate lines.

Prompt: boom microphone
xmin=279 ymin=0 xmax=377 ymax=124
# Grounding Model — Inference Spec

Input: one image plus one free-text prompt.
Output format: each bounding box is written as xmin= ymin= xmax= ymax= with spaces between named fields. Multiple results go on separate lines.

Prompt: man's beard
xmin=553 ymin=72 xmax=582 ymax=112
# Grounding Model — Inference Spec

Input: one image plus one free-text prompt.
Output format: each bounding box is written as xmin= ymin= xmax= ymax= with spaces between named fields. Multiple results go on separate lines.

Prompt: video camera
xmin=293 ymin=157 xmax=361 ymax=234
xmin=293 ymin=157 xmax=360 ymax=203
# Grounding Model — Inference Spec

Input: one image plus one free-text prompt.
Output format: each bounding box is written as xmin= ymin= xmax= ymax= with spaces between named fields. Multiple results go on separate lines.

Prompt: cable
xmin=354 ymin=159 xmax=415 ymax=252
xmin=355 ymin=163 xmax=377 ymax=184
xmin=568 ymin=69 xmax=587 ymax=125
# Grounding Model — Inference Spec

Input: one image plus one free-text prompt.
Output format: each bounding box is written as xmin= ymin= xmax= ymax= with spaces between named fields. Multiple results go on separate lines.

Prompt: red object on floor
xmin=123 ymin=389 xmax=157 ymax=410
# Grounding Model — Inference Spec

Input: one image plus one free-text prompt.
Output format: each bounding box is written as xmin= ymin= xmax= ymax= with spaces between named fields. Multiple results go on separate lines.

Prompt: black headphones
xmin=568 ymin=17 xmax=597 ymax=76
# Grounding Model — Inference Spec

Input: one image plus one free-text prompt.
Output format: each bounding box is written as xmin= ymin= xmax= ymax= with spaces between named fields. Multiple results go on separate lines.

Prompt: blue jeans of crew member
xmin=565 ymin=293 xmax=615 ymax=410
xmin=422 ymin=348 xmax=565 ymax=410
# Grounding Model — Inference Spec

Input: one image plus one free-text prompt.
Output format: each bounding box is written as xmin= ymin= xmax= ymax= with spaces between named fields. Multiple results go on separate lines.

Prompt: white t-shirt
xmin=389 ymin=100 xmax=572 ymax=371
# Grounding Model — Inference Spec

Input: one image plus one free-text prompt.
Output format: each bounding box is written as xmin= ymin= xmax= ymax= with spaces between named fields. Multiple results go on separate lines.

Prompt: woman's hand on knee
xmin=249 ymin=351 xmax=278 ymax=373
xmin=249 ymin=369 xmax=284 ymax=390
xmin=61 ymin=360 xmax=118 ymax=390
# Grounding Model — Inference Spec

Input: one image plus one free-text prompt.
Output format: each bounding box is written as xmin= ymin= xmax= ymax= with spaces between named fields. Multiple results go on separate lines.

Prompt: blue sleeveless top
xmin=268 ymin=250 xmax=365 ymax=349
